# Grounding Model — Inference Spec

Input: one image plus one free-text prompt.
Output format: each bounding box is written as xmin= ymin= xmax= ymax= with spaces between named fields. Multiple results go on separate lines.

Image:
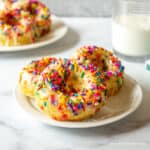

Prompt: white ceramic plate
xmin=15 ymin=75 xmax=142 ymax=128
xmin=0 ymin=15 xmax=68 ymax=52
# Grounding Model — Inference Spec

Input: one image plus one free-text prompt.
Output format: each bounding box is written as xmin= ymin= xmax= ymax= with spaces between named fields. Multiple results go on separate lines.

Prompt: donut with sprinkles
xmin=74 ymin=46 xmax=124 ymax=97
xmin=12 ymin=0 xmax=51 ymax=38
xmin=35 ymin=58 xmax=108 ymax=121
xmin=0 ymin=9 xmax=36 ymax=46
xmin=18 ymin=46 xmax=125 ymax=121
xmin=19 ymin=57 xmax=57 ymax=97
xmin=0 ymin=0 xmax=51 ymax=46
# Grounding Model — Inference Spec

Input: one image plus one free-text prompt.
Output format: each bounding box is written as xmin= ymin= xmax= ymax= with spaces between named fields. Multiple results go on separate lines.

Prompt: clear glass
xmin=112 ymin=0 xmax=150 ymax=59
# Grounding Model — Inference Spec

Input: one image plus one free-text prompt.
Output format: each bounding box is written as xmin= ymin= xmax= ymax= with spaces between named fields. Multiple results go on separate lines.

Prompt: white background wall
xmin=42 ymin=0 xmax=112 ymax=17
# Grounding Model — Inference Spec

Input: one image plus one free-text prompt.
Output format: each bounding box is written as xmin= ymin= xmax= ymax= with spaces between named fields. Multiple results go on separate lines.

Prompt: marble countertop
xmin=0 ymin=17 xmax=150 ymax=150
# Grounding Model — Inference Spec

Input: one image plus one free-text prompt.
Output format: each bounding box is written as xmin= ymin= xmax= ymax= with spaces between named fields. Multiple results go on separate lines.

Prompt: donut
xmin=12 ymin=0 xmax=51 ymax=38
xmin=0 ymin=0 xmax=51 ymax=46
xmin=35 ymin=58 xmax=108 ymax=121
xmin=0 ymin=9 xmax=35 ymax=46
xmin=19 ymin=57 xmax=56 ymax=98
xmin=74 ymin=46 xmax=124 ymax=97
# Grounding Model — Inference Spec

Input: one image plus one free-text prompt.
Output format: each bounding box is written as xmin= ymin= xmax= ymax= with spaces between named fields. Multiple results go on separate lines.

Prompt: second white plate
xmin=15 ymin=75 xmax=142 ymax=128
xmin=0 ymin=15 xmax=68 ymax=52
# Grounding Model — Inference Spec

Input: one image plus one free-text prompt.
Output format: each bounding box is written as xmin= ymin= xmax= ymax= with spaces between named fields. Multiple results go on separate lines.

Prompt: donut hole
xmin=90 ymin=57 xmax=108 ymax=72
xmin=49 ymin=70 xmax=86 ymax=95
xmin=49 ymin=72 xmax=84 ymax=95
xmin=101 ymin=58 xmax=108 ymax=72
xmin=67 ymin=72 xmax=85 ymax=94
xmin=82 ymin=53 xmax=109 ymax=73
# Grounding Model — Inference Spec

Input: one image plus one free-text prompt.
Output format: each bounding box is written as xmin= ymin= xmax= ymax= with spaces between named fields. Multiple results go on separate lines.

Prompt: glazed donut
xmin=12 ymin=0 xmax=51 ymax=38
xmin=19 ymin=57 xmax=56 ymax=98
xmin=35 ymin=58 xmax=108 ymax=121
xmin=74 ymin=46 xmax=124 ymax=97
xmin=0 ymin=9 xmax=35 ymax=46
xmin=0 ymin=0 xmax=51 ymax=46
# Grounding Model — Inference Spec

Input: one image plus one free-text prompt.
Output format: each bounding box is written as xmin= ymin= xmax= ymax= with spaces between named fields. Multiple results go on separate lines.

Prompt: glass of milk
xmin=112 ymin=0 xmax=150 ymax=57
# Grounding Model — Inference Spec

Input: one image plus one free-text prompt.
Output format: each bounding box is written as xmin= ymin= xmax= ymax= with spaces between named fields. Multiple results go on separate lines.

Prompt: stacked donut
xmin=19 ymin=46 xmax=124 ymax=121
xmin=0 ymin=0 xmax=51 ymax=46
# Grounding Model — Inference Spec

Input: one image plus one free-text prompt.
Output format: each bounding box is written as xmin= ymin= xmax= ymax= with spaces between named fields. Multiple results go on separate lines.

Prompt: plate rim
xmin=15 ymin=74 xmax=143 ymax=128
xmin=0 ymin=15 xmax=68 ymax=52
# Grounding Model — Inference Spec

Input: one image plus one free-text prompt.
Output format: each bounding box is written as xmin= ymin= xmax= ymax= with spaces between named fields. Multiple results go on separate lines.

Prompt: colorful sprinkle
xmin=80 ymin=72 xmax=85 ymax=78
xmin=43 ymin=101 xmax=47 ymax=107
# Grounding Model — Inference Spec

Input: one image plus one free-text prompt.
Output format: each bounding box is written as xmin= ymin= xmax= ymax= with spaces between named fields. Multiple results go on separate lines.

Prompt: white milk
xmin=112 ymin=15 xmax=150 ymax=56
